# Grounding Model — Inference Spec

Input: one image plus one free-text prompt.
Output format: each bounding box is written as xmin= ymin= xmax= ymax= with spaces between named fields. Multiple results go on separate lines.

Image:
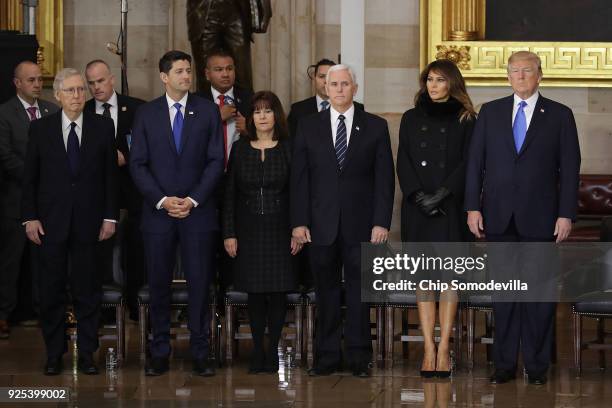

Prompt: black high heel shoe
xmin=420 ymin=348 xmax=437 ymax=378
xmin=435 ymin=350 xmax=454 ymax=378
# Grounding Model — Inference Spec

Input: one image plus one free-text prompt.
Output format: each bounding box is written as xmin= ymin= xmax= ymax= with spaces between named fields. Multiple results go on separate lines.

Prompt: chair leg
xmin=551 ymin=315 xmax=557 ymax=364
xmin=209 ymin=303 xmax=216 ymax=362
xmin=295 ymin=304 xmax=303 ymax=365
xmin=573 ymin=313 xmax=582 ymax=377
xmin=401 ymin=309 xmax=409 ymax=358
xmin=138 ymin=304 xmax=147 ymax=358
xmin=485 ymin=311 xmax=493 ymax=363
xmin=376 ymin=306 xmax=384 ymax=364
xmin=597 ymin=318 xmax=606 ymax=370
xmin=467 ymin=308 xmax=475 ymax=370
xmin=453 ymin=304 xmax=462 ymax=367
xmin=225 ymin=304 xmax=233 ymax=365
xmin=306 ymin=304 xmax=314 ymax=368
xmin=384 ymin=306 xmax=394 ymax=368
xmin=116 ymin=303 xmax=125 ymax=364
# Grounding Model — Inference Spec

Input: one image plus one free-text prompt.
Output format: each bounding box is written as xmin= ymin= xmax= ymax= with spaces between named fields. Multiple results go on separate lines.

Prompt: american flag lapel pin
xmin=355 ymin=126 xmax=360 ymax=131
xmin=540 ymin=108 xmax=545 ymax=113
xmin=189 ymin=111 xmax=194 ymax=115
xmin=43 ymin=108 xmax=48 ymax=113
xmin=122 ymin=106 xmax=127 ymax=112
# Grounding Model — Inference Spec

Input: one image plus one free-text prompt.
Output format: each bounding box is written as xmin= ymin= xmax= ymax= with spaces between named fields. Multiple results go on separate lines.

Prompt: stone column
xmin=340 ymin=0 xmax=364 ymax=102
xmin=447 ymin=0 xmax=483 ymax=41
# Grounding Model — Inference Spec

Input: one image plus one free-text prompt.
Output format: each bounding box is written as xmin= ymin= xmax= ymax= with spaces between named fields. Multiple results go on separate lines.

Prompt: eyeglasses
xmin=60 ymin=87 xmax=86 ymax=95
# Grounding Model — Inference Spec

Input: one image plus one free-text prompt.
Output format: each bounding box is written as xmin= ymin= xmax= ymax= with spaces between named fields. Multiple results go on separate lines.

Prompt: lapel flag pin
xmin=189 ymin=111 xmax=194 ymax=115
xmin=356 ymin=126 xmax=360 ymax=131
xmin=540 ymin=108 xmax=545 ymax=113
xmin=121 ymin=106 xmax=127 ymax=112
xmin=44 ymin=108 xmax=48 ymax=113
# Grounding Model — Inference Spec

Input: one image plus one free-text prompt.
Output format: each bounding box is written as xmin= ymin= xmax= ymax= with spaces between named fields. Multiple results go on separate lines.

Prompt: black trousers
xmin=308 ymin=230 xmax=372 ymax=370
xmin=487 ymin=217 xmax=555 ymax=375
xmin=0 ymin=217 xmax=26 ymax=320
xmin=39 ymin=238 xmax=101 ymax=359
xmin=247 ymin=293 xmax=286 ymax=358
xmin=123 ymin=212 xmax=145 ymax=316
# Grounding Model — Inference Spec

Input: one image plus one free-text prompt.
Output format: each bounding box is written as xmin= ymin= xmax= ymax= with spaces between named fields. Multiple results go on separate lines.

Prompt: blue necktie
xmin=320 ymin=100 xmax=329 ymax=111
xmin=335 ymin=114 xmax=347 ymax=170
xmin=172 ymin=102 xmax=183 ymax=153
xmin=513 ymin=100 xmax=527 ymax=152
xmin=67 ymin=122 xmax=80 ymax=176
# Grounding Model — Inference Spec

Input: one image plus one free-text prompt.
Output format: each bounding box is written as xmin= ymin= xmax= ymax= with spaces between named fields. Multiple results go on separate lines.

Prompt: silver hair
xmin=507 ymin=51 xmax=543 ymax=74
xmin=326 ymin=64 xmax=358 ymax=85
xmin=53 ymin=68 xmax=85 ymax=93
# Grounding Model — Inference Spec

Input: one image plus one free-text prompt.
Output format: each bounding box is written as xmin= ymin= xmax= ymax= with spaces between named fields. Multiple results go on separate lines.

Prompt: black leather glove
xmin=417 ymin=187 xmax=450 ymax=216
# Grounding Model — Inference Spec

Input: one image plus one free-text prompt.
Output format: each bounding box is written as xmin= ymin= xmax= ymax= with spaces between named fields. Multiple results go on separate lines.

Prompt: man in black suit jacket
xmin=287 ymin=58 xmax=364 ymax=138
xmin=0 ymin=61 xmax=58 ymax=338
xmin=291 ymin=64 xmax=395 ymax=377
xmin=85 ymin=59 xmax=146 ymax=320
xmin=21 ymin=68 xmax=118 ymax=376
xmin=465 ymin=51 xmax=581 ymax=385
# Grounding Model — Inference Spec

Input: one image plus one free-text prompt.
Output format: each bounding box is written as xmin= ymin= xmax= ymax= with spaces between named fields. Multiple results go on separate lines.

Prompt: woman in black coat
xmin=397 ymin=59 xmax=476 ymax=378
xmin=223 ymin=91 xmax=303 ymax=374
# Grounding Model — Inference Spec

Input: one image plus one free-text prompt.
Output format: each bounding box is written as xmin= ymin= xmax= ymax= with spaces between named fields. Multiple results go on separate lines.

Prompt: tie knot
xmin=70 ymin=122 xmax=77 ymax=129
xmin=320 ymin=100 xmax=329 ymax=110
xmin=102 ymin=102 xmax=111 ymax=109
xmin=338 ymin=114 xmax=345 ymax=122
xmin=218 ymin=94 xmax=225 ymax=102
xmin=173 ymin=102 xmax=182 ymax=111
xmin=519 ymin=100 xmax=527 ymax=109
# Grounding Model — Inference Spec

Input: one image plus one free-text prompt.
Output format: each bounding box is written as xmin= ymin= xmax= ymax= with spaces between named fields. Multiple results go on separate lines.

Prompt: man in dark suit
xmin=198 ymin=49 xmax=252 ymax=169
xmin=291 ymin=64 xmax=395 ymax=377
xmin=0 ymin=61 xmax=58 ymax=339
xmin=85 ymin=59 xmax=146 ymax=321
xmin=465 ymin=51 xmax=581 ymax=385
xmin=130 ymin=50 xmax=224 ymax=377
xmin=21 ymin=68 xmax=118 ymax=375
xmin=287 ymin=58 xmax=364 ymax=138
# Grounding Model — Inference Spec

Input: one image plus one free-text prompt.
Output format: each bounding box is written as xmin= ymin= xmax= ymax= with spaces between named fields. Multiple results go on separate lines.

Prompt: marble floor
xmin=0 ymin=304 xmax=610 ymax=407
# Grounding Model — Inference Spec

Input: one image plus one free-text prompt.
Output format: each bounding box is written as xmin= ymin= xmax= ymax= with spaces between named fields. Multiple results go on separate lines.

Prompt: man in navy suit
xmin=465 ymin=51 xmax=581 ymax=385
xmin=22 ymin=68 xmax=118 ymax=375
xmin=291 ymin=64 xmax=395 ymax=377
xmin=130 ymin=50 xmax=224 ymax=376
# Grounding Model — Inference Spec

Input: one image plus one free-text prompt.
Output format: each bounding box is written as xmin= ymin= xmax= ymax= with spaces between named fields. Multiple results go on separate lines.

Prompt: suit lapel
xmin=155 ymin=96 xmax=178 ymax=156
xmin=518 ymin=95 xmax=545 ymax=156
xmin=319 ymin=109 xmax=337 ymax=168
xmin=52 ymin=112 xmax=71 ymax=175
xmin=38 ymin=101 xmax=54 ymax=117
xmin=502 ymin=95 xmax=518 ymax=157
xmin=179 ymin=94 xmax=196 ymax=154
xmin=116 ymin=94 xmax=130 ymax=136
xmin=77 ymin=112 xmax=93 ymax=177
xmin=309 ymin=97 xmax=318 ymax=115
xmin=12 ymin=98 xmax=31 ymax=124
xmin=342 ymin=106 xmax=365 ymax=171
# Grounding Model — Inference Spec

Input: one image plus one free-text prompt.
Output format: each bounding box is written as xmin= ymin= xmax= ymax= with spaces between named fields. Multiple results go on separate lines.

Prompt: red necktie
xmin=26 ymin=106 xmax=37 ymax=121
xmin=218 ymin=94 xmax=228 ymax=169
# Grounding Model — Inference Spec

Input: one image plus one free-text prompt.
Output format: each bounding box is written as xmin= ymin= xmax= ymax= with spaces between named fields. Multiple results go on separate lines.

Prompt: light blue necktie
xmin=172 ymin=102 xmax=183 ymax=153
xmin=320 ymin=100 xmax=329 ymax=111
xmin=513 ymin=100 xmax=527 ymax=152
xmin=335 ymin=114 xmax=347 ymax=170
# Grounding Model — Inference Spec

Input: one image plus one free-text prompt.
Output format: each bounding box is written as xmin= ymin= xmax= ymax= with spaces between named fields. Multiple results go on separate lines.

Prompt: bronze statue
xmin=187 ymin=0 xmax=272 ymax=92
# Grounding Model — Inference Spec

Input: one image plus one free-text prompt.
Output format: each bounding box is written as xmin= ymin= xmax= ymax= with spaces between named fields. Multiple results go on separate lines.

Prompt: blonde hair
xmin=507 ymin=51 xmax=542 ymax=75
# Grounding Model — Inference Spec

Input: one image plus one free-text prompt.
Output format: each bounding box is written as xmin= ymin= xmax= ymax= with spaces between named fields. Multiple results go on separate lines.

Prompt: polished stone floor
xmin=0 ymin=304 xmax=610 ymax=407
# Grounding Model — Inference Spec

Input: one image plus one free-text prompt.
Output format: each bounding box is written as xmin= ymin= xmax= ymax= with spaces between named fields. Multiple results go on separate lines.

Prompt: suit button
xmin=421 ymin=160 xmax=427 ymax=167
xmin=420 ymin=142 xmax=427 ymax=148
xmin=440 ymin=127 xmax=446 ymax=133
xmin=421 ymin=125 xmax=428 ymax=131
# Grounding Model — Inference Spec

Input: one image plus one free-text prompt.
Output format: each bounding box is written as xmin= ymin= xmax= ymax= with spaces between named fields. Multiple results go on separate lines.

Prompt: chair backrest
xmin=577 ymin=174 xmax=612 ymax=218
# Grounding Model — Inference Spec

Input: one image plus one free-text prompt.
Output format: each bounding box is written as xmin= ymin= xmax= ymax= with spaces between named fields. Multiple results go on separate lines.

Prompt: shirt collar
xmin=513 ymin=91 xmax=539 ymax=108
xmin=330 ymin=104 xmax=355 ymax=123
xmin=61 ymin=110 xmax=83 ymax=130
xmin=166 ymin=92 xmax=189 ymax=109
xmin=211 ymin=86 xmax=235 ymax=103
xmin=315 ymin=95 xmax=329 ymax=110
xmin=96 ymin=91 xmax=118 ymax=110
xmin=17 ymin=94 xmax=39 ymax=110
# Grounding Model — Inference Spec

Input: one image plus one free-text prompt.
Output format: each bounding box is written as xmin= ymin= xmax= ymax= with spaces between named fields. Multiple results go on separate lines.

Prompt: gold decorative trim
xmin=36 ymin=0 xmax=63 ymax=84
xmin=422 ymin=0 xmax=612 ymax=87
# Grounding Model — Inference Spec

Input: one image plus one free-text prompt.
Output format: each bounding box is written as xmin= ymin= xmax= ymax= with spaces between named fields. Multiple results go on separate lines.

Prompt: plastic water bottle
xmin=106 ymin=347 xmax=118 ymax=372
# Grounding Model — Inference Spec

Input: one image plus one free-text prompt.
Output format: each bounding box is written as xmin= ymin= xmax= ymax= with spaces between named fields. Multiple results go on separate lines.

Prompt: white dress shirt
xmin=156 ymin=92 xmax=198 ymax=210
xmin=316 ymin=95 xmax=329 ymax=112
xmin=211 ymin=86 xmax=239 ymax=161
xmin=512 ymin=91 xmax=540 ymax=130
xmin=17 ymin=95 xmax=41 ymax=119
xmin=330 ymin=104 xmax=355 ymax=147
xmin=95 ymin=91 xmax=118 ymax=136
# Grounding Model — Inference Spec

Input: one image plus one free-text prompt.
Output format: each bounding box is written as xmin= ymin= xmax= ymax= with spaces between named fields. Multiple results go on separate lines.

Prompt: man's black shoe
xmin=192 ymin=358 xmax=215 ymax=377
xmin=528 ymin=373 xmax=547 ymax=385
xmin=77 ymin=354 xmax=99 ymax=375
xmin=352 ymin=365 xmax=371 ymax=378
xmin=489 ymin=370 xmax=516 ymax=384
xmin=145 ymin=357 xmax=169 ymax=376
xmin=307 ymin=366 xmax=336 ymax=376
xmin=44 ymin=358 xmax=63 ymax=376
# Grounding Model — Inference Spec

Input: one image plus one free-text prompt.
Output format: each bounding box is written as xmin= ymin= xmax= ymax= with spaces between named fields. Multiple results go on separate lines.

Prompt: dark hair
xmin=415 ymin=59 xmax=476 ymax=122
xmin=246 ymin=91 xmax=288 ymax=141
xmin=205 ymin=48 xmax=235 ymax=67
xmin=85 ymin=59 xmax=111 ymax=72
xmin=159 ymin=50 xmax=192 ymax=73
xmin=307 ymin=58 xmax=336 ymax=80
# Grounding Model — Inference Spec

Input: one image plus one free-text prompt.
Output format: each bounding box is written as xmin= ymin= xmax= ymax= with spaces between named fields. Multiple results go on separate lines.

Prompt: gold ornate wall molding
xmin=422 ymin=0 xmax=612 ymax=87
xmin=0 ymin=0 xmax=63 ymax=83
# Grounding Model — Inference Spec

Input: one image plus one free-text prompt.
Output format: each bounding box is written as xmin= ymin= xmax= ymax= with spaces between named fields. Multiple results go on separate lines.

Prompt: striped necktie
xmin=335 ymin=114 xmax=347 ymax=170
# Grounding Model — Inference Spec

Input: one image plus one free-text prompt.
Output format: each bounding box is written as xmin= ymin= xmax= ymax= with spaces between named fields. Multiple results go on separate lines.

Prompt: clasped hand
xmin=162 ymin=196 xmax=194 ymax=219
